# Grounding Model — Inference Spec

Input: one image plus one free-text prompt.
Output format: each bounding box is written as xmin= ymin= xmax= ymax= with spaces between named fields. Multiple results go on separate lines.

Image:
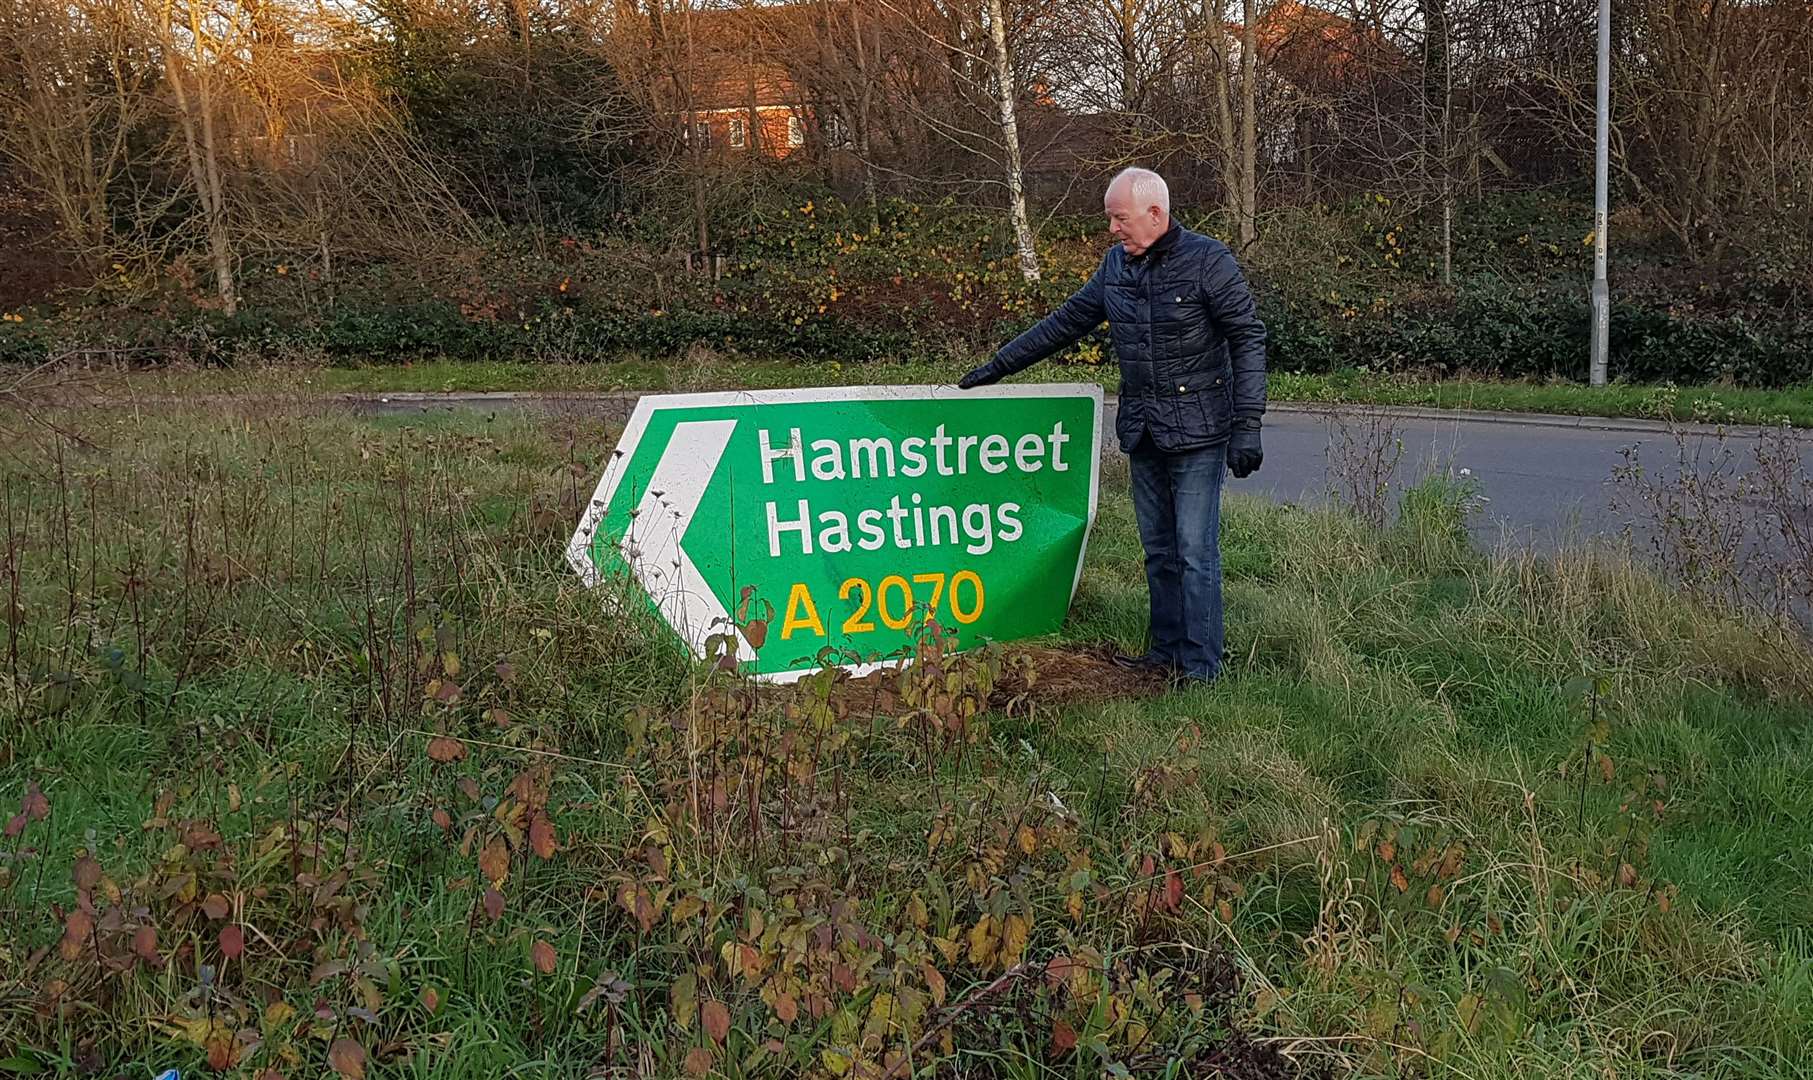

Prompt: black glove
xmin=957 ymin=363 xmax=1001 ymax=390
xmin=1227 ymin=416 xmax=1263 ymax=478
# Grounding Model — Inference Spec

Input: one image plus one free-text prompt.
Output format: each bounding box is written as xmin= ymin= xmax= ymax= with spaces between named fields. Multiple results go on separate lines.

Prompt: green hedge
xmin=4 ymin=282 xmax=1808 ymax=387
xmin=3 ymin=192 xmax=1807 ymax=386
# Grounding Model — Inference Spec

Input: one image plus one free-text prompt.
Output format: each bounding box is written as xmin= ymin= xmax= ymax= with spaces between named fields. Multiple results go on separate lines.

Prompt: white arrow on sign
xmin=569 ymin=418 xmax=755 ymax=667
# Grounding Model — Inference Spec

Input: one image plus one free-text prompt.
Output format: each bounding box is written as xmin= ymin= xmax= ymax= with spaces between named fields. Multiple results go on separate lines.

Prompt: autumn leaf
xmin=220 ymin=924 xmax=246 ymax=959
xmin=421 ymin=986 xmax=441 ymax=1013
xmin=1000 ymin=913 xmax=1030 ymax=965
xmin=774 ymin=992 xmax=799 ymax=1023
xmin=328 ymin=1038 xmax=366 ymax=1079
xmin=207 ymin=1032 xmax=237 ymax=1070
xmin=1163 ymin=870 xmax=1184 ymax=911
xmin=1599 ymin=754 xmax=1615 ymax=783
xmin=60 ymin=909 xmax=94 ymax=960
xmin=1052 ymin=1018 xmax=1078 ymax=1053
xmin=532 ymin=939 xmax=558 ymax=975
xmin=702 ymin=999 xmax=730 ymax=1044
xmin=1618 ymin=863 xmax=1638 ymax=887
xmin=21 ymin=781 xmax=49 ymax=821
xmin=1390 ymin=864 xmax=1410 ymax=893
xmin=743 ymin=619 xmax=768 ymax=649
xmin=428 ymin=737 xmax=467 ymax=763
xmin=479 ymin=837 xmax=509 ymax=885
xmin=966 ymin=915 xmax=996 ymax=968
xmin=922 ymin=964 xmax=947 ymax=1007
xmin=202 ymin=893 xmax=231 ymax=919
xmin=1016 ymin=824 xmax=1036 ymax=855
xmin=482 ymin=888 xmax=505 ymax=921
xmin=529 ymin=815 xmax=556 ymax=859
xmin=1425 ymin=884 xmax=1445 ymax=909
xmin=683 ymin=1047 xmax=715 ymax=1077
xmin=620 ymin=884 xmax=657 ymax=933
xmin=432 ymin=808 xmax=452 ymax=831
xmin=73 ymin=854 xmax=102 ymax=892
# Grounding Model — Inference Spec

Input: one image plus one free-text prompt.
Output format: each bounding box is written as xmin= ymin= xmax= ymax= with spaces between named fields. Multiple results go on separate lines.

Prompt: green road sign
xmin=566 ymin=385 xmax=1103 ymax=681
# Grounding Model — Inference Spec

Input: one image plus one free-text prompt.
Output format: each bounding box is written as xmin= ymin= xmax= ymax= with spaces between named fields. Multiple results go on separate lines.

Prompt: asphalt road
xmin=1188 ymin=405 xmax=1813 ymax=553
xmin=350 ymin=391 xmax=1812 ymax=555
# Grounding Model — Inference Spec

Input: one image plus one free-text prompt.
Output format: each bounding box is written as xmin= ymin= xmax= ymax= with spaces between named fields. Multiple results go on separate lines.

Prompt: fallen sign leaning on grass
xmin=565 ymin=385 xmax=1103 ymax=681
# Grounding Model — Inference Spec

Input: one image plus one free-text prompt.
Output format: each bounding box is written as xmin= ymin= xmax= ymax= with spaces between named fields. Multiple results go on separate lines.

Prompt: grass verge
xmin=45 ymin=358 xmax=1813 ymax=428
xmin=1 ymin=402 xmax=1810 ymax=1078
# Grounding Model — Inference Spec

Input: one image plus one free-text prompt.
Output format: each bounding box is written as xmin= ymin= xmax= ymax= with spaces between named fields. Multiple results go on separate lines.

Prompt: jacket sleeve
xmin=987 ymin=261 xmax=1108 ymax=379
xmin=1201 ymin=245 xmax=1268 ymax=418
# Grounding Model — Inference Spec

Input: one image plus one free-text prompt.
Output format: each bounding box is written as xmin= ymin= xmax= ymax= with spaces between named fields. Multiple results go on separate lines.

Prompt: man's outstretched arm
xmin=959 ymin=264 xmax=1107 ymax=388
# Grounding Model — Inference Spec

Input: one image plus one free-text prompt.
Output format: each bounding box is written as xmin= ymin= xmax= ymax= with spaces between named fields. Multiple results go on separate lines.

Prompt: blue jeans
xmin=1128 ymin=439 xmax=1226 ymax=681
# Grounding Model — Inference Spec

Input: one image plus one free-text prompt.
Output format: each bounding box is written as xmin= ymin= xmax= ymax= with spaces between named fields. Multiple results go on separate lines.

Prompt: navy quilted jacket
xmin=984 ymin=222 xmax=1268 ymax=453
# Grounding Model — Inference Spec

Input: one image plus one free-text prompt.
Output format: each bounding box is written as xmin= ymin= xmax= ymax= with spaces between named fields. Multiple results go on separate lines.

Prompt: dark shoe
xmin=1112 ymin=651 xmax=1173 ymax=674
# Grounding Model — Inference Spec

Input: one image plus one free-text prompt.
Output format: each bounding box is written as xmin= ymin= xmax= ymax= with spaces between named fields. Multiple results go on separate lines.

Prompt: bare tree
xmin=986 ymin=0 xmax=1041 ymax=279
xmin=0 ymin=0 xmax=152 ymax=270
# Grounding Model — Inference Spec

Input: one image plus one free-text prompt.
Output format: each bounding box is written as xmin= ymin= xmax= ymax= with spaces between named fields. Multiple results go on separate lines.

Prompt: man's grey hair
xmin=1110 ymin=166 xmax=1170 ymax=215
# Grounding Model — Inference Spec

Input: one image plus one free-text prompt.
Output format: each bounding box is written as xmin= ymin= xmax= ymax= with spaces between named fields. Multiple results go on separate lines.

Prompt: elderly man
xmin=958 ymin=167 xmax=1267 ymax=684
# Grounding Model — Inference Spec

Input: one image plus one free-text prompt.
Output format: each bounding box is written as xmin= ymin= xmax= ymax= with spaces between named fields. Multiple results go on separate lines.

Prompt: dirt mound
xmin=821 ymin=642 xmax=1168 ymax=718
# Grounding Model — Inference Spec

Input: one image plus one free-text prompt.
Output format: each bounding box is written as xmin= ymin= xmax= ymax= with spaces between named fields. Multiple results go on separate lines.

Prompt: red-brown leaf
xmin=1052 ymin=1018 xmax=1078 ymax=1053
xmin=59 ymin=909 xmax=94 ymax=960
xmin=683 ymin=1047 xmax=714 ymax=1077
xmin=742 ymin=619 xmax=768 ymax=649
xmin=73 ymin=855 xmax=102 ymax=892
xmin=1163 ymin=870 xmax=1184 ymax=911
xmin=220 ymin=924 xmax=245 ymax=959
xmin=132 ymin=925 xmax=161 ymax=966
xmin=701 ymin=998 xmax=730 ymax=1044
xmin=532 ymin=939 xmax=558 ymax=975
xmin=21 ymin=781 xmax=49 ymax=820
xmin=420 ymin=986 xmax=441 ymax=1013
xmin=207 ymin=1033 xmax=236 ymax=1070
xmin=529 ymin=815 xmax=556 ymax=860
xmin=327 ymin=1038 xmax=366 ymax=1079
xmin=482 ymin=888 xmax=505 ymax=922
xmin=478 ymin=837 xmax=509 ymax=885
xmin=202 ymin=893 xmax=231 ymax=919
xmin=432 ymin=808 xmax=452 ymax=831
xmin=427 ymin=736 xmax=466 ymax=763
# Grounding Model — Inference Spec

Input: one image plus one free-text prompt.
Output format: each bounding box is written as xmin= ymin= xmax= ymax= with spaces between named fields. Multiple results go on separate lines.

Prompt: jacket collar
xmin=1128 ymin=220 xmax=1183 ymax=262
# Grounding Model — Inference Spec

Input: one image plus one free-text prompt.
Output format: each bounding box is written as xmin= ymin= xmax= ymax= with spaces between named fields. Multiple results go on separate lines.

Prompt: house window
xmin=729 ymin=117 xmax=747 ymax=148
xmin=825 ymin=113 xmax=852 ymax=149
xmin=691 ymin=120 xmax=711 ymax=148
xmin=787 ymin=114 xmax=805 ymax=148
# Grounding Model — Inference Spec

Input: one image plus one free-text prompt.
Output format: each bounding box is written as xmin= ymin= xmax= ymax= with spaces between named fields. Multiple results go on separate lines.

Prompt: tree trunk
xmin=852 ymin=1 xmax=880 ymax=234
xmin=1237 ymin=0 xmax=1258 ymax=249
xmin=679 ymin=0 xmax=710 ymax=259
xmin=1205 ymin=1 xmax=1240 ymax=232
xmin=986 ymin=0 xmax=1040 ymax=282
xmin=164 ymin=1 xmax=237 ymax=316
